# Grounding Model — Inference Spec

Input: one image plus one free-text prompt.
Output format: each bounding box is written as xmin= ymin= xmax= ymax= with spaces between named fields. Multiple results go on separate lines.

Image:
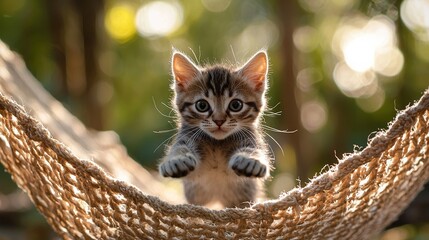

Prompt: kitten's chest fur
xmin=183 ymin=140 xmax=263 ymax=209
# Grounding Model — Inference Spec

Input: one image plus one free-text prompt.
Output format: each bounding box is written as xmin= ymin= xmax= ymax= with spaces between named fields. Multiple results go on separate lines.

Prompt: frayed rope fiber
xmin=0 ymin=42 xmax=428 ymax=239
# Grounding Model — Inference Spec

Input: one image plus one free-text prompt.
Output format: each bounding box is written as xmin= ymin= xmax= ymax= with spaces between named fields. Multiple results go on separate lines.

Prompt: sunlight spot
xmin=332 ymin=15 xmax=403 ymax=98
xmin=373 ymin=47 xmax=404 ymax=77
xmin=339 ymin=16 xmax=396 ymax=73
xmin=296 ymin=68 xmax=323 ymax=92
xmin=233 ymin=19 xmax=279 ymax=54
xmin=105 ymin=4 xmax=136 ymax=43
xmin=400 ymin=0 xmax=429 ymax=42
xmin=94 ymin=81 xmax=114 ymax=105
xmin=355 ymin=87 xmax=385 ymax=112
xmin=379 ymin=225 xmax=414 ymax=240
xmin=201 ymin=0 xmax=232 ymax=12
xmin=293 ymin=26 xmax=320 ymax=53
xmin=333 ymin=62 xmax=378 ymax=98
xmin=300 ymin=100 xmax=327 ymax=132
xmin=270 ymin=172 xmax=295 ymax=197
xmin=135 ymin=1 xmax=183 ymax=38
xmin=341 ymin=31 xmax=375 ymax=72
xmin=298 ymin=0 xmax=328 ymax=13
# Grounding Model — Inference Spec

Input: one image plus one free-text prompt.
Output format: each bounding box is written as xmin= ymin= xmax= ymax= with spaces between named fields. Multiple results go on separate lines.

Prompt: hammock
xmin=0 ymin=41 xmax=428 ymax=240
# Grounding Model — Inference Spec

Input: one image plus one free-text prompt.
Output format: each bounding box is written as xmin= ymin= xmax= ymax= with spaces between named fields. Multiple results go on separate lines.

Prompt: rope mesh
xmin=0 ymin=41 xmax=428 ymax=239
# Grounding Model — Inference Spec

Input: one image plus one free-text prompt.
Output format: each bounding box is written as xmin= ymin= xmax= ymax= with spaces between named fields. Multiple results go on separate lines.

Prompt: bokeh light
xmin=135 ymin=1 xmax=183 ymax=38
xmin=104 ymin=3 xmax=136 ymax=43
xmin=333 ymin=61 xmax=378 ymax=98
xmin=298 ymin=0 xmax=328 ymax=13
xmin=355 ymin=87 xmax=385 ymax=113
xmin=270 ymin=172 xmax=295 ymax=197
xmin=296 ymin=68 xmax=323 ymax=92
xmin=2 ymin=0 xmax=429 ymax=236
xmin=293 ymin=26 xmax=320 ymax=53
xmin=332 ymin=15 xmax=403 ymax=104
xmin=300 ymin=100 xmax=328 ymax=132
xmin=373 ymin=47 xmax=404 ymax=77
xmin=233 ymin=19 xmax=279 ymax=54
xmin=336 ymin=16 xmax=399 ymax=73
xmin=201 ymin=0 xmax=232 ymax=12
xmin=400 ymin=0 xmax=429 ymax=42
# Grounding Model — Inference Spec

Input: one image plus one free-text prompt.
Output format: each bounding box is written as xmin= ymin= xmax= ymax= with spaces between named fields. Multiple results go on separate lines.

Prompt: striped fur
xmin=159 ymin=51 xmax=272 ymax=209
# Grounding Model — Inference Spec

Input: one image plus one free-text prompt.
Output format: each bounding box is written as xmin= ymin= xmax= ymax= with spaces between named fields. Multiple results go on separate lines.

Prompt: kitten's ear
xmin=236 ymin=51 xmax=268 ymax=91
xmin=172 ymin=52 xmax=200 ymax=89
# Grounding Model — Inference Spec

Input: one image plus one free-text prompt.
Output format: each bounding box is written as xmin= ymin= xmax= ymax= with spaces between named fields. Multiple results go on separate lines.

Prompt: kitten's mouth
xmin=208 ymin=128 xmax=230 ymax=140
xmin=212 ymin=128 xmax=226 ymax=133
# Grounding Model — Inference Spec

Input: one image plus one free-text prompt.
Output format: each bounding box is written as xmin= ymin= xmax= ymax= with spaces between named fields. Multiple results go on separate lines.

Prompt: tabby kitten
xmin=159 ymin=50 xmax=271 ymax=209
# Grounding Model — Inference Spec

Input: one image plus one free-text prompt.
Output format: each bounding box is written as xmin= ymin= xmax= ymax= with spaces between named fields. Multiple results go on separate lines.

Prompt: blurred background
xmin=0 ymin=0 xmax=429 ymax=239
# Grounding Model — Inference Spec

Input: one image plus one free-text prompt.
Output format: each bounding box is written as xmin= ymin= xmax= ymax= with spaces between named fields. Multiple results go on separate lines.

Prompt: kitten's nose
xmin=213 ymin=119 xmax=226 ymax=127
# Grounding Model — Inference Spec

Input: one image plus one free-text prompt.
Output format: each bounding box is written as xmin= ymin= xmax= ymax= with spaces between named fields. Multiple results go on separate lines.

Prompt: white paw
xmin=159 ymin=153 xmax=197 ymax=178
xmin=229 ymin=154 xmax=268 ymax=178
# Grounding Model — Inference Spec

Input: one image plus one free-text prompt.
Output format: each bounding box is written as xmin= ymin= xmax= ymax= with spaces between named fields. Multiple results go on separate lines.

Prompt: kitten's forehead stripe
xmin=205 ymin=67 xmax=232 ymax=96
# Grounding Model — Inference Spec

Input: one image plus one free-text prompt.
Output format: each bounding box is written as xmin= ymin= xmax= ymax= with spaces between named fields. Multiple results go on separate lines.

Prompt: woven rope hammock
xmin=0 ymin=41 xmax=428 ymax=239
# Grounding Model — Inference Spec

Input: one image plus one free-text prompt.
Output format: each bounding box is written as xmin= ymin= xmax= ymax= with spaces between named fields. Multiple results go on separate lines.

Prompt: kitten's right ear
xmin=172 ymin=52 xmax=200 ymax=90
xmin=236 ymin=51 xmax=268 ymax=92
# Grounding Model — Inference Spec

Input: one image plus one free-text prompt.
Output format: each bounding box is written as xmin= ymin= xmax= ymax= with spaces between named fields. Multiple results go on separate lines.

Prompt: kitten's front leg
xmin=159 ymin=145 xmax=198 ymax=178
xmin=229 ymin=148 xmax=269 ymax=178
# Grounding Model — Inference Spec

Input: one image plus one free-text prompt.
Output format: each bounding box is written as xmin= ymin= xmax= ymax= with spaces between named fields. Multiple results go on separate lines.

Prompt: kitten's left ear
xmin=172 ymin=51 xmax=200 ymax=90
xmin=236 ymin=51 xmax=268 ymax=92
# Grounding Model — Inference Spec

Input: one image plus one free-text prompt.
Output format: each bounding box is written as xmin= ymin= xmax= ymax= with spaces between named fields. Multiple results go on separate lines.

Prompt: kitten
xmin=159 ymin=50 xmax=271 ymax=209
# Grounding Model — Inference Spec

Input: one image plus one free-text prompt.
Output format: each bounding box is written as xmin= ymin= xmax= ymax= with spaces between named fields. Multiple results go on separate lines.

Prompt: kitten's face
xmin=172 ymin=51 xmax=268 ymax=140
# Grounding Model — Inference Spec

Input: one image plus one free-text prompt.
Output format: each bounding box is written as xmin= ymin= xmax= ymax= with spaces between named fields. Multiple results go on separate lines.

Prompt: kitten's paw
xmin=159 ymin=153 xmax=197 ymax=178
xmin=229 ymin=155 xmax=268 ymax=178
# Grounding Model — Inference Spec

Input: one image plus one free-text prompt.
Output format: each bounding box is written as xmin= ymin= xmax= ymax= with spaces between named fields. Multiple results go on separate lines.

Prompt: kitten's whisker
xmin=153 ymin=129 xmax=177 ymax=134
xmin=198 ymin=46 xmax=201 ymax=65
xmin=230 ymin=45 xmax=237 ymax=63
xmin=189 ymin=47 xmax=200 ymax=66
xmin=264 ymin=103 xmax=282 ymax=117
xmin=192 ymin=129 xmax=204 ymax=148
xmin=264 ymin=136 xmax=276 ymax=160
xmin=262 ymin=125 xmax=297 ymax=134
xmin=152 ymin=97 xmax=175 ymax=119
xmin=161 ymin=102 xmax=176 ymax=113
xmin=264 ymin=111 xmax=282 ymax=117
xmin=194 ymin=130 xmax=204 ymax=147
xmin=266 ymin=102 xmax=281 ymax=111
xmin=264 ymin=131 xmax=284 ymax=156
xmin=154 ymin=132 xmax=179 ymax=153
xmin=186 ymin=128 xmax=202 ymax=147
xmin=177 ymin=128 xmax=199 ymax=149
xmin=167 ymin=120 xmax=177 ymax=128
xmin=240 ymin=128 xmax=258 ymax=148
xmin=242 ymin=127 xmax=276 ymax=159
xmin=155 ymin=127 xmax=198 ymax=153
xmin=239 ymin=129 xmax=260 ymax=154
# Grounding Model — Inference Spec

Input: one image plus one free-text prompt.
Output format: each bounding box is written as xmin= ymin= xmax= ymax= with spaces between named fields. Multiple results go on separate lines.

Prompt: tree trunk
xmin=46 ymin=0 xmax=106 ymax=130
xmin=278 ymin=1 xmax=310 ymax=179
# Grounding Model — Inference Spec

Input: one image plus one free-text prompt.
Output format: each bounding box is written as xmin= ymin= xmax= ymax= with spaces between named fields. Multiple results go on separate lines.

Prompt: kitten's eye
xmin=195 ymin=100 xmax=210 ymax=112
xmin=229 ymin=99 xmax=243 ymax=112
